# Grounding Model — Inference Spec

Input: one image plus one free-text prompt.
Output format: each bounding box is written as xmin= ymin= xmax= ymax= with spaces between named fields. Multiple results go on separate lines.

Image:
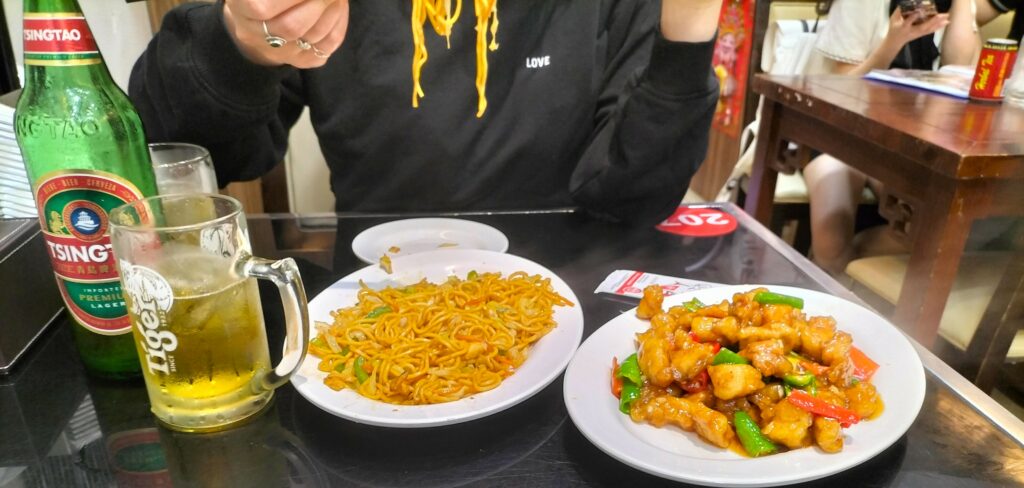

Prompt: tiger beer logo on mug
xmin=120 ymin=260 xmax=179 ymax=375
xmin=199 ymin=225 xmax=236 ymax=258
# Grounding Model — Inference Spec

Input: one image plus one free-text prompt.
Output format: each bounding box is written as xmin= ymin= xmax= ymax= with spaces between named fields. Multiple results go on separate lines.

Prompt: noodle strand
xmin=410 ymin=0 xmax=496 ymax=117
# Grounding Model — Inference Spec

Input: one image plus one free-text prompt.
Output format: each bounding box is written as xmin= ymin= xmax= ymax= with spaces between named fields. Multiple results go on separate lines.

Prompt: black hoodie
xmin=130 ymin=0 xmax=718 ymax=225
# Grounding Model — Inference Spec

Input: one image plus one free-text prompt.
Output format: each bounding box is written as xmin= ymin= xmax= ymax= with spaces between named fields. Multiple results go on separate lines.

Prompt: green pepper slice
xmin=682 ymin=297 xmax=706 ymax=312
xmin=366 ymin=306 xmax=392 ymax=319
xmin=711 ymin=348 xmax=749 ymax=365
xmin=734 ymin=411 xmax=777 ymax=457
xmin=754 ymin=292 xmax=804 ymax=309
xmin=783 ymin=373 xmax=815 ymax=387
xmin=616 ymin=353 xmax=643 ymax=385
xmin=353 ymin=357 xmax=370 ymax=384
xmin=619 ymin=382 xmax=641 ymax=414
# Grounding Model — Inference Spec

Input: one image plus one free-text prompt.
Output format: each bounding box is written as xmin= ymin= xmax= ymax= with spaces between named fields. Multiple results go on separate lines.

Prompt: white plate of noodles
xmin=291 ymin=249 xmax=583 ymax=427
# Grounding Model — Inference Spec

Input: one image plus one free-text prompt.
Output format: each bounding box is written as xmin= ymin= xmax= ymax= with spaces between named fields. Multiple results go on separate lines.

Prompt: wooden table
xmin=744 ymin=75 xmax=1024 ymax=351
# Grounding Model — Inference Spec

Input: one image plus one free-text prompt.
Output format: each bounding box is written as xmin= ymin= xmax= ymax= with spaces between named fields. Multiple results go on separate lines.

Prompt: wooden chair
xmin=846 ymin=252 xmax=1024 ymax=393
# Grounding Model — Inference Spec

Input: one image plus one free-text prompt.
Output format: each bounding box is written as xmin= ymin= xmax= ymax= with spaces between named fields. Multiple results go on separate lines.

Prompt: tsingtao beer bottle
xmin=16 ymin=0 xmax=157 ymax=378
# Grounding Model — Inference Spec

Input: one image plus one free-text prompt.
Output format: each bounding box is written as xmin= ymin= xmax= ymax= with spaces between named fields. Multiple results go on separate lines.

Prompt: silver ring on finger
xmin=312 ymin=45 xmax=330 ymax=58
xmin=262 ymin=21 xmax=287 ymax=48
xmin=296 ymin=38 xmax=312 ymax=50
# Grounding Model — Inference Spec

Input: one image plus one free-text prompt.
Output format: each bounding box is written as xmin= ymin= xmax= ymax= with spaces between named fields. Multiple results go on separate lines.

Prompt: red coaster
xmin=656 ymin=207 xmax=738 ymax=237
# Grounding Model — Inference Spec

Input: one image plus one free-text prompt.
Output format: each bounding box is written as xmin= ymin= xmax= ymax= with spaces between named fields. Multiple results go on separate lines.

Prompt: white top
xmin=815 ymin=0 xmax=891 ymax=66
xmin=814 ymin=0 xmax=952 ymax=72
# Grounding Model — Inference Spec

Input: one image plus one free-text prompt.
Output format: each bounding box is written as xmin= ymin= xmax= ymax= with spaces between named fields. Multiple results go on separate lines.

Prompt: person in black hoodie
xmin=129 ymin=0 xmax=722 ymax=225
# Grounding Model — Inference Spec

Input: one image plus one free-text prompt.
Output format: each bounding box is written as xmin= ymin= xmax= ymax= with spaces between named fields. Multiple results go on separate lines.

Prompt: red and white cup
xmin=970 ymin=38 xmax=1019 ymax=102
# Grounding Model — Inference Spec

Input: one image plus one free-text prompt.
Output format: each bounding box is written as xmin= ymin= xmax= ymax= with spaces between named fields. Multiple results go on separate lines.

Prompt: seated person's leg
xmin=804 ymin=154 xmax=868 ymax=276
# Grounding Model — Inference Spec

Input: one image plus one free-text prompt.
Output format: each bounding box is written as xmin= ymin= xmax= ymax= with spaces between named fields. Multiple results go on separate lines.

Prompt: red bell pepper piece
xmin=850 ymin=347 xmax=879 ymax=381
xmin=787 ymin=389 xmax=861 ymax=427
xmin=611 ymin=358 xmax=623 ymax=399
xmin=687 ymin=332 xmax=722 ymax=354
xmin=679 ymin=369 xmax=710 ymax=394
xmin=800 ymin=359 xmax=829 ymax=376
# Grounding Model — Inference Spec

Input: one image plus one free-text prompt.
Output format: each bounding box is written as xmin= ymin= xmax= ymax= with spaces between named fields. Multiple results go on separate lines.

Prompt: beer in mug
xmin=110 ymin=194 xmax=309 ymax=432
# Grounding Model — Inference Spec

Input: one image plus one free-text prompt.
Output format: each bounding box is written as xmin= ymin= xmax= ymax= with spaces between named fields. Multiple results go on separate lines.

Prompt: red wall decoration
xmin=711 ymin=0 xmax=754 ymax=138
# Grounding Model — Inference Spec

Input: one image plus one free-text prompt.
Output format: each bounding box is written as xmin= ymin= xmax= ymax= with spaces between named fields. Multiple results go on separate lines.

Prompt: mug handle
xmin=240 ymin=256 xmax=310 ymax=392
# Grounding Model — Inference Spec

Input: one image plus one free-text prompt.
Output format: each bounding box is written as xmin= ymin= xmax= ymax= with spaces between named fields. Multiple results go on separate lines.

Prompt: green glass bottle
xmin=15 ymin=0 xmax=157 ymax=379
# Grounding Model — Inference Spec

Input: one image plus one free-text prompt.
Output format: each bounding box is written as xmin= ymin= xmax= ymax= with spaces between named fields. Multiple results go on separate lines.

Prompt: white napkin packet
xmin=594 ymin=270 xmax=722 ymax=299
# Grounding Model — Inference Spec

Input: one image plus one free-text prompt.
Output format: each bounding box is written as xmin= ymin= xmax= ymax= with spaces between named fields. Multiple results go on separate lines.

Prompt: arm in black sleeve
xmin=128 ymin=2 xmax=305 ymax=186
xmin=569 ymin=2 xmax=718 ymax=226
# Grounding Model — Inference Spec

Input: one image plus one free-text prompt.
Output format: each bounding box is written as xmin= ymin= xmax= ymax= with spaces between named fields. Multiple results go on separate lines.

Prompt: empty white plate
xmin=351 ymin=218 xmax=509 ymax=264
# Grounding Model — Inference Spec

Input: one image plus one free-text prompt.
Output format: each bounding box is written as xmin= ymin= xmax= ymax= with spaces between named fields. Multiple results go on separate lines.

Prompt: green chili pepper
xmin=783 ymin=373 xmax=815 ymax=387
xmin=682 ymin=297 xmax=706 ymax=312
xmin=366 ymin=306 xmax=392 ymax=319
xmin=807 ymin=377 xmax=818 ymax=396
xmin=467 ymin=270 xmax=479 ymax=280
xmin=783 ymin=384 xmax=792 ymax=396
xmin=333 ymin=362 xmax=346 ymax=373
xmin=310 ymin=337 xmax=327 ymax=349
xmin=734 ymin=411 xmax=777 ymax=457
xmin=619 ymin=382 xmax=641 ymax=414
xmin=616 ymin=353 xmax=643 ymax=385
xmin=340 ymin=346 xmax=350 ymax=356
xmin=353 ymin=357 xmax=369 ymax=384
xmin=754 ymin=292 xmax=804 ymax=309
xmin=711 ymin=348 xmax=749 ymax=365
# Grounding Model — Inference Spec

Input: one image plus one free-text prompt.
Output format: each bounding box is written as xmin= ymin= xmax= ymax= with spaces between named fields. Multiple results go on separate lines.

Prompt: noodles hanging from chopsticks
xmin=410 ymin=0 xmax=499 ymax=117
xmin=309 ymin=271 xmax=572 ymax=405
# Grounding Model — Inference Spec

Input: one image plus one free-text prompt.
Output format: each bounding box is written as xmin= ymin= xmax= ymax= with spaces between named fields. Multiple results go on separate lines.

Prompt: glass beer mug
xmin=109 ymin=194 xmax=309 ymax=432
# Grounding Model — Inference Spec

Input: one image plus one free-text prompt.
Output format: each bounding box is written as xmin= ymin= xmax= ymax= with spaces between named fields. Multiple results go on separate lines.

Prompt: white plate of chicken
xmin=562 ymin=285 xmax=925 ymax=487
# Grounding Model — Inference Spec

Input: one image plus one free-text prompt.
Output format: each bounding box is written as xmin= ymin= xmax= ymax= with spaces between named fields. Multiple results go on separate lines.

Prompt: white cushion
xmin=738 ymin=172 xmax=876 ymax=205
xmin=845 ymin=253 xmax=1023 ymax=360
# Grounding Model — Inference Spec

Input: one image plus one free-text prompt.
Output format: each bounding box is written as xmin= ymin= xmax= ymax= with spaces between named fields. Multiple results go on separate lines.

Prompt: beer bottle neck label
xmin=35 ymin=170 xmax=143 ymax=335
xmin=23 ymin=12 xmax=101 ymax=67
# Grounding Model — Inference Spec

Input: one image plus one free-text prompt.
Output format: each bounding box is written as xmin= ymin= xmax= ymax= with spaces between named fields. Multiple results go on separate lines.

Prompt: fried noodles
xmin=411 ymin=0 xmax=499 ymax=117
xmin=310 ymin=271 xmax=572 ymax=405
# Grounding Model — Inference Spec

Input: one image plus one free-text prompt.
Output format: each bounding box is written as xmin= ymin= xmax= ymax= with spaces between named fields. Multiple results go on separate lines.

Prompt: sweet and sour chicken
xmin=611 ymin=287 xmax=884 ymax=457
